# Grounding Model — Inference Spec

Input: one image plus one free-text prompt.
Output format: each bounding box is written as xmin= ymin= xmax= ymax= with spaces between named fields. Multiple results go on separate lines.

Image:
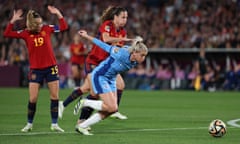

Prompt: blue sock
xmin=51 ymin=99 xmax=58 ymax=124
xmin=27 ymin=101 xmax=36 ymax=123
xmin=63 ymin=89 xmax=83 ymax=107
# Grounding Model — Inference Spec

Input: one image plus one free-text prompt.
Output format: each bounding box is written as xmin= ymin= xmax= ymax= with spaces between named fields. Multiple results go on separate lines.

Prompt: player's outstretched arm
xmin=10 ymin=9 xmax=23 ymax=24
xmin=4 ymin=9 xmax=23 ymax=38
xmin=78 ymin=30 xmax=112 ymax=53
xmin=102 ymin=32 xmax=133 ymax=43
xmin=78 ymin=30 xmax=94 ymax=41
xmin=48 ymin=5 xmax=63 ymax=18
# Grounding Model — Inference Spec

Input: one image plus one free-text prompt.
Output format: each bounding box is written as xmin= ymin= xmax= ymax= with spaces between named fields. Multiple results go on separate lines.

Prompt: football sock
xmin=83 ymin=99 xmax=103 ymax=111
xmin=79 ymin=113 xmax=102 ymax=129
xmin=63 ymin=89 xmax=83 ymax=107
xmin=117 ymin=89 xmax=123 ymax=106
xmin=74 ymin=78 xmax=81 ymax=87
xmin=27 ymin=101 xmax=36 ymax=123
xmin=79 ymin=95 xmax=95 ymax=120
xmin=51 ymin=99 xmax=58 ymax=124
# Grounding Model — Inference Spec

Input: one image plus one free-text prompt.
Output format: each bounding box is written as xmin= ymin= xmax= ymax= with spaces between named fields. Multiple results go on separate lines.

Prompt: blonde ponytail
xmin=128 ymin=36 xmax=148 ymax=53
xmin=132 ymin=36 xmax=143 ymax=46
xmin=26 ymin=10 xmax=42 ymax=33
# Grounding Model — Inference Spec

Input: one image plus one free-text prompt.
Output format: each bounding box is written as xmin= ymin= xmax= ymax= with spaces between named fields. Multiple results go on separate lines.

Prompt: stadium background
xmin=0 ymin=1 xmax=240 ymax=144
xmin=0 ymin=0 xmax=240 ymax=91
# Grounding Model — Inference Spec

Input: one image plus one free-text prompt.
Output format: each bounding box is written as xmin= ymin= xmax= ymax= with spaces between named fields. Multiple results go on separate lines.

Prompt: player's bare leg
xmin=111 ymin=74 xmax=128 ymax=120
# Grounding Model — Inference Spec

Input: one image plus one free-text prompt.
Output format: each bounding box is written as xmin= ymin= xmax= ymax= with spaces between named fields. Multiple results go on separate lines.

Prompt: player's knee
xmin=106 ymin=104 xmax=118 ymax=113
xmin=116 ymin=75 xmax=125 ymax=89
xmin=50 ymin=94 xmax=58 ymax=99
xmin=121 ymin=82 xmax=125 ymax=89
xmin=117 ymin=81 xmax=125 ymax=90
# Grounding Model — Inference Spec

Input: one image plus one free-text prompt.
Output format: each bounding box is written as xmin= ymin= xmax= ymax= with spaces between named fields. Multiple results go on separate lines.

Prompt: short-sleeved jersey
xmin=4 ymin=18 xmax=68 ymax=69
xmin=70 ymin=42 xmax=86 ymax=65
xmin=91 ymin=38 xmax=138 ymax=94
xmin=86 ymin=20 xmax=127 ymax=65
xmin=91 ymin=38 xmax=138 ymax=79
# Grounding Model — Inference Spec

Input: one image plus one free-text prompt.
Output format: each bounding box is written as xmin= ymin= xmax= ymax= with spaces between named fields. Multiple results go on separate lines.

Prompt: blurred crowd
xmin=0 ymin=0 xmax=240 ymax=90
xmin=124 ymin=51 xmax=240 ymax=91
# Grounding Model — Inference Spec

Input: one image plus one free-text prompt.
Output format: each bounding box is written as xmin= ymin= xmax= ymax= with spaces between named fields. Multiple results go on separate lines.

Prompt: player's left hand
xmin=47 ymin=5 xmax=63 ymax=18
xmin=10 ymin=9 xmax=23 ymax=23
xmin=48 ymin=6 xmax=59 ymax=14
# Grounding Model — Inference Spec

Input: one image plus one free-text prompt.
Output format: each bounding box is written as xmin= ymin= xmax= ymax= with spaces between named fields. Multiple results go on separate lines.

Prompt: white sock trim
xmin=79 ymin=113 xmax=102 ymax=128
xmin=83 ymin=99 xmax=103 ymax=111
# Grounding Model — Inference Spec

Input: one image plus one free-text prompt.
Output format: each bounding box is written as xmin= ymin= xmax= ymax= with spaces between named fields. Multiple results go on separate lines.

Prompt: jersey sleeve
xmin=99 ymin=21 xmax=111 ymax=33
xmin=59 ymin=18 xmax=68 ymax=31
xmin=92 ymin=38 xmax=112 ymax=53
xmin=3 ymin=23 xmax=25 ymax=38
xmin=48 ymin=18 xmax=68 ymax=33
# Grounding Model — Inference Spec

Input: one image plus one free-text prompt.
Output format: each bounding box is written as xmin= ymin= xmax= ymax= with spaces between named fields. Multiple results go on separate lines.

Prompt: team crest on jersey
xmin=103 ymin=83 xmax=110 ymax=89
xmin=41 ymin=31 xmax=46 ymax=36
xmin=113 ymin=48 xmax=119 ymax=53
xmin=104 ymin=25 xmax=110 ymax=32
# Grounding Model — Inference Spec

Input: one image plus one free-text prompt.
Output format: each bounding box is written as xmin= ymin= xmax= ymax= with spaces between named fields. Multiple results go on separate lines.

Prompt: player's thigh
xmin=99 ymin=92 xmax=118 ymax=112
xmin=116 ymin=74 xmax=125 ymax=90
xmin=71 ymin=64 xmax=80 ymax=77
xmin=80 ymin=74 xmax=91 ymax=93
xmin=44 ymin=65 xmax=60 ymax=99
xmin=29 ymin=82 xmax=40 ymax=102
xmin=47 ymin=80 xmax=59 ymax=100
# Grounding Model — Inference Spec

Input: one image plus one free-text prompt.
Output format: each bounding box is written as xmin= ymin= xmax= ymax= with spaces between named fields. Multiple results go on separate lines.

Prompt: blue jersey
xmin=91 ymin=38 xmax=138 ymax=94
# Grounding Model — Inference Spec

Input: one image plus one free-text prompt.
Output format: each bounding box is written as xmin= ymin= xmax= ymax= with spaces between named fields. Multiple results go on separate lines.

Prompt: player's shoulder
xmin=122 ymin=45 xmax=129 ymax=49
xmin=112 ymin=46 xmax=129 ymax=57
xmin=100 ymin=20 xmax=113 ymax=32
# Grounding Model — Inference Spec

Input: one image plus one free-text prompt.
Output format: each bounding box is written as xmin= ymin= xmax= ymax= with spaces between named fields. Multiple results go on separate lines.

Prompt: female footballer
xmin=74 ymin=30 xmax=148 ymax=135
xmin=4 ymin=6 xmax=68 ymax=132
xmin=59 ymin=6 xmax=132 ymax=121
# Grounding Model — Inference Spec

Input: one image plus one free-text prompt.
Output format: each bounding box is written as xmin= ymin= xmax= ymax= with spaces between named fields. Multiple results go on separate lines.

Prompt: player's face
xmin=35 ymin=18 xmax=43 ymax=29
xmin=28 ymin=18 xmax=43 ymax=32
xmin=132 ymin=51 xmax=147 ymax=63
xmin=116 ymin=11 xmax=128 ymax=27
xmin=73 ymin=34 xmax=81 ymax=43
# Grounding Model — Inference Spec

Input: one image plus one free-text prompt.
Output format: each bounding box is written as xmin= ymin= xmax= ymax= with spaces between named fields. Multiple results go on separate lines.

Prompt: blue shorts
xmin=28 ymin=65 xmax=59 ymax=84
xmin=91 ymin=74 xmax=116 ymax=94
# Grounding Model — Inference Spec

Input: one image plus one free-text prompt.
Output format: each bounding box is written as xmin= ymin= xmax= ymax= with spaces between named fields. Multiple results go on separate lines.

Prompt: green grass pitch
xmin=0 ymin=88 xmax=239 ymax=144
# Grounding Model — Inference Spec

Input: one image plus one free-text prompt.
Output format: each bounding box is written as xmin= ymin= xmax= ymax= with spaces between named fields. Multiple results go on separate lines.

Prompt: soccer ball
xmin=208 ymin=119 xmax=227 ymax=137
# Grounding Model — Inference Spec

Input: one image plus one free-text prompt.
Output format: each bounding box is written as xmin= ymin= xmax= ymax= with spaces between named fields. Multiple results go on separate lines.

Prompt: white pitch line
xmin=0 ymin=126 xmax=236 ymax=136
xmin=227 ymin=119 xmax=240 ymax=128
xmin=0 ymin=131 xmax=73 ymax=136
xmin=103 ymin=127 xmax=207 ymax=133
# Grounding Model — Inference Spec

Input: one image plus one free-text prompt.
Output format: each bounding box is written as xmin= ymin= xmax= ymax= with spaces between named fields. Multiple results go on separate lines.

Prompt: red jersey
xmin=70 ymin=42 xmax=86 ymax=65
xmin=4 ymin=18 xmax=68 ymax=69
xmin=86 ymin=20 xmax=127 ymax=65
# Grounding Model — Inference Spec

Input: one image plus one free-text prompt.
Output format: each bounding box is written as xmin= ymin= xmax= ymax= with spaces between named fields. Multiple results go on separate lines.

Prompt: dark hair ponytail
xmin=100 ymin=6 xmax=127 ymax=24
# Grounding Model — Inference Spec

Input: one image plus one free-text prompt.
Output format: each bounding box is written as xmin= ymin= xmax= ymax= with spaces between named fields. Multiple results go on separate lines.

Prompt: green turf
xmin=0 ymin=88 xmax=239 ymax=144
